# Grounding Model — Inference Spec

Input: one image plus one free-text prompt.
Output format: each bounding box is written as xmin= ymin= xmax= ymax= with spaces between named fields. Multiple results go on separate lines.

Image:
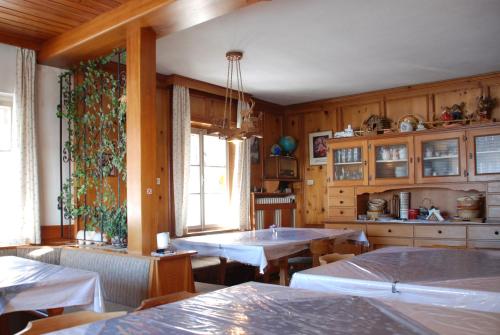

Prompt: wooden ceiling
xmin=0 ymin=0 xmax=131 ymax=50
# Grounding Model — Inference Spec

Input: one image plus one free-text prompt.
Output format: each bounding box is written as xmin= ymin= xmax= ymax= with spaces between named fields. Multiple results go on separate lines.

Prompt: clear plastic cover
xmin=0 ymin=256 xmax=104 ymax=314
xmin=172 ymin=228 xmax=368 ymax=273
xmin=291 ymin=247 xmax=500 ymax=312
xmin=48 ymin=282 xmax=500 ymax=335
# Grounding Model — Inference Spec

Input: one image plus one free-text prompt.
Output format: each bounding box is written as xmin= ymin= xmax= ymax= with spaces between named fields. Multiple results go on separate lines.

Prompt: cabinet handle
xmin=495 ymin=231 xmax=499 ymax=235
xmin=363 ymin=160 xmax=367 ymax=166
xmin=340 ymin=211 xmax=344 ymax=215
xmin=438 ymin=230 xmax=442 ymax=234
xmin=469 ymin=152 xmax=473 ymax=159
xmin=417 ymin=157 xmax=421 ymax=163
xmin=339 ymin=190 xmax=344 ymax=194
xmin=340 ymin=200 xmax=344 ymax=204
xmin=388 ymin=229 xmax=392 ymax=233
xmin=409 ymin=157 xmax=413 ymax=164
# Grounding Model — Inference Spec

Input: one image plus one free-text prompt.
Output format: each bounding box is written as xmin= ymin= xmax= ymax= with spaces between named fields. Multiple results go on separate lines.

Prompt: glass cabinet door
xmin=368 ymin=138 xmax=414 ymax=185
xmin=415 ymin=131 xmax=467 ymax=183
xmin=468 ymin=129 xmax=500 ymax=181
xmin=328 ymin=141 xmax=368 ymax=186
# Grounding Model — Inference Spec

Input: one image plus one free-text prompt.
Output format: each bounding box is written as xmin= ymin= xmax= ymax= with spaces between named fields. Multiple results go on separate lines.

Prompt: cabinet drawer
xmin=328 ymin=187 xmax=355 ymax=198
xmin=467 ymin=240 xmax=500 ymax=249
xmin=327 ymin=207 xmax=356 ymax=219
xmin=325 ymin=223 xmax=366 ymax=233
xmin=369 ymin=237 xmax=413 ymax=249
xmin=414 ymin=239 xmax=466 ymax=248
xmin=487 ymin=194 xmax=500 ymax=206
xmin=468 ymin=226 xmax=500 ymax=240
xmin=488 ymin=182 xmax=500 ymax=193
xmin=414 ymin=225 xmax=466 ymax=239
xmin=488 ymin=206 xmax=500 ymax=218
xmin=328 ymin=196 xmax=355 ymax=207
xmin=367 ymin=224 xmax=413 ymax=237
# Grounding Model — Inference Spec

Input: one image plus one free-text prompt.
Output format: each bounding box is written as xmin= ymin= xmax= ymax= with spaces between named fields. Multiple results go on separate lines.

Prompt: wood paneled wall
xmin=285 ymin=72 xmax=500 ymax=226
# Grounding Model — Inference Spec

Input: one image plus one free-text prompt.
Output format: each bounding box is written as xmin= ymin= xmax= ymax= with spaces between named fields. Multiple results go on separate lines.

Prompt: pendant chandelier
xmin=209 ymin=51 xmax=262 ymax=141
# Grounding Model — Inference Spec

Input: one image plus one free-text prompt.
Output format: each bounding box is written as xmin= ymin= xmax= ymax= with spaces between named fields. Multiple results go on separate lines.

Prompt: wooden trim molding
xmin=41 ymin=225 xmax=74 ymax=243
xmin=286 ymin=71 xmax=500 ymax=114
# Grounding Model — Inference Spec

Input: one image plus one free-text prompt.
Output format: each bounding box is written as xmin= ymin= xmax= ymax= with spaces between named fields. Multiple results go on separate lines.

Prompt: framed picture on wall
xmin=250 ymin=137 xmax=260 ymax=164
xmin=309 ymin=130 xmax=332 ymax=165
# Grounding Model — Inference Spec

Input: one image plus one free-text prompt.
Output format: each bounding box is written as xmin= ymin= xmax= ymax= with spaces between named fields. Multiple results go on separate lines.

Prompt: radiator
xmin=255 ymin=195 xmax=296 ymax=230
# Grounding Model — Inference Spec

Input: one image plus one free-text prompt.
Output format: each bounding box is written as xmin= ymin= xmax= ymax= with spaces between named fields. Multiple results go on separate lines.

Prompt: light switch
xmin=156 ymin=178 xmax=161 ymax=185
xmin=306 ymin=179 xmax=314 ymax=186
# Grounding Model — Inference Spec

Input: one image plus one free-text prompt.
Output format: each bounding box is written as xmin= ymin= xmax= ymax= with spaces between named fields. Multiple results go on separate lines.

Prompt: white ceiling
xmin=156 ymin=0 xmax=500 ymax=105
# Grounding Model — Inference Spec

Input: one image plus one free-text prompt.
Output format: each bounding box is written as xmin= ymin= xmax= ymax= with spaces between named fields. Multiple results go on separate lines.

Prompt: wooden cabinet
xmin=327 ymin=140 xmax=368 ymax=186
xmin=414 ymin=131 xmax=467 ymax=184
xmin=368 ymin=137 xmax=414 ymax=185
xmin=467 ymin=128 xmax=500 ymax=181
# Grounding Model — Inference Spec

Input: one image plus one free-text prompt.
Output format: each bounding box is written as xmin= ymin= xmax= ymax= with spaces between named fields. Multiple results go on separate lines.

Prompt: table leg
xmin=0 ymin=314 xmax=9 ymax=335
xmin=47 ymin=307 xmax=64 ymax=317
xmin=278 ymin=258 xmax=289 ymax=286
xmin=218 ymin=257 xmax=227 ymax=285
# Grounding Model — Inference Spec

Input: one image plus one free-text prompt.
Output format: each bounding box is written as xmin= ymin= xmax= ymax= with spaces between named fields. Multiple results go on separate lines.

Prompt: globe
xmin=270 ymin=144 xmax=282 ymax=156
xmin=279 ymin=136 xmax=297 ymax=155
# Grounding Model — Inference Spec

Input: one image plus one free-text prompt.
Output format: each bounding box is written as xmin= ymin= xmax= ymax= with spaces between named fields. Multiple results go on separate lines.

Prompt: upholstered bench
xmin=2 ymin=246 xmax=226 ymax=311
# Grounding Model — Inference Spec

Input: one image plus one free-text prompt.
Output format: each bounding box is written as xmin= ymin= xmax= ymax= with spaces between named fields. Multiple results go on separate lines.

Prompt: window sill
xmin=185 ymin=228 xmax=240 ymax=237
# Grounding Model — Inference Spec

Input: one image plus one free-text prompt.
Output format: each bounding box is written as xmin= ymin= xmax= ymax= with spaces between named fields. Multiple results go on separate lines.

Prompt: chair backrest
xmin=310 ymin=239 xmax=333 ymax=267
xmin=319 ymin=253 xmax=355 ymax=266
xmin=16 ymin=246 xmax=62 ymax=265
xmin=135 ymin=291 xmax=198 ymax=311
xmin=60 ymin=248 xmax=151 ymax=308
xmin=16 ymin=311 xmax=126 ymax=335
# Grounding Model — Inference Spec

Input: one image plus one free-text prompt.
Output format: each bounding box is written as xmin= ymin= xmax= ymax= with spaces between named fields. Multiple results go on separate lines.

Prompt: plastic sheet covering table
xmin=47 ymin=282 xmax=500 ymax=335
xmin=290 ymin=247 xmax=500 ymax=312
xmin=171 ymin=228 xmax=368 ymax=273
xmin=0 ymin=256 xmax=104 ymax=314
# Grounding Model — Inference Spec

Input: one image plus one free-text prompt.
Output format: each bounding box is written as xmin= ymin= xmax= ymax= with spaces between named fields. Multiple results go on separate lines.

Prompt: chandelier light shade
xmin=209 ymin=51 xmax=262 ymax=141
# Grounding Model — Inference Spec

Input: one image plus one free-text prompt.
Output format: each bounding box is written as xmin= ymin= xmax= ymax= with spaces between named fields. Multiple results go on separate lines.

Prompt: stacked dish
xmin=457 ymin=195 xmax=483 ymax=220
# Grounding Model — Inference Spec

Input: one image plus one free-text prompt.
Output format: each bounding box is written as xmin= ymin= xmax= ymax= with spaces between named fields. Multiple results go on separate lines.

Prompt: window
xmin=188 ymin=130 xmax=232 ymax=231
xmin=0 ymin=93 xmax=21 ymax=245
xmin=0 ymin=93 xmax=13 ymax=151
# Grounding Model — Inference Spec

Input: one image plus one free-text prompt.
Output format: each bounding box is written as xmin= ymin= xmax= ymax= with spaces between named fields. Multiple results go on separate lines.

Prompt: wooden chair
xmin=310 ymin=239 xmax=334 ymax=267
xmin=319 ymin=253 xmax=355 ymax=266
xmin=135 ymin=291 xmax=199 ymax=311
xmin=16 ymin=311 xmax=126 ymax=335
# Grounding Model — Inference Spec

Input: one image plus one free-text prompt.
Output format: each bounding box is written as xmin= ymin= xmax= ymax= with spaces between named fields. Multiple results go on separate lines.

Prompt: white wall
xmin=37 ymin=64 xmax=65 ymax=226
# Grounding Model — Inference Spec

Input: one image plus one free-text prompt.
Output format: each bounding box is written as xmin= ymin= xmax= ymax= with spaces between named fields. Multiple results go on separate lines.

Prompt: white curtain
xmin=16 ymin=48 xmax=40 ymax=244
xmin=172 ymin=85 xmax=191 ymax=237
xmin=231 ymin=101 xmax=251 ymax=231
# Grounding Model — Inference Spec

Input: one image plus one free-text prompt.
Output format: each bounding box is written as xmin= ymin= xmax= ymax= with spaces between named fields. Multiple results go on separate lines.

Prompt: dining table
xmin=47 ymin=281 xmax=500 ymax=335
xmin=0 ymin=256 xmax=104 ymax=315
xmin=172 ymin=227 xmax=368 ymax=285
xmin=290 ymin=246 xmax=500 ymax=312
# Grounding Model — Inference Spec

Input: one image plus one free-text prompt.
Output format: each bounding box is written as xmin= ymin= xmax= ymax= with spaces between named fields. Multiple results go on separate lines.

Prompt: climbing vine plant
xmin=58 ymin=50 xmax=127 ymax=245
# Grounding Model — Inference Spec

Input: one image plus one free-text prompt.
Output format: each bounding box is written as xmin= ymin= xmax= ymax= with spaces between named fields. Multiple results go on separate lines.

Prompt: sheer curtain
xmin=172 ymin=85 xmax=191 ymax=237
xmin=231 ymin=101 xmax=251 ymax=231
xmin=0 ymin=48 xmax=40 ymax=245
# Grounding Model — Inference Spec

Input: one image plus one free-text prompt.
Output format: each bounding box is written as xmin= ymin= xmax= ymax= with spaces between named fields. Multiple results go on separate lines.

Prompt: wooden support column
xmin=126 ymin=25 xmax=157 ymax=255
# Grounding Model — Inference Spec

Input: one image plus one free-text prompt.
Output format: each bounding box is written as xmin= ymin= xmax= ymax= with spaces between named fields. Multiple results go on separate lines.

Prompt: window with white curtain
xmin=187 ymin=129 xmax=233 ymax=232
xmin=0 ymin=92 xmax=21 ymax=245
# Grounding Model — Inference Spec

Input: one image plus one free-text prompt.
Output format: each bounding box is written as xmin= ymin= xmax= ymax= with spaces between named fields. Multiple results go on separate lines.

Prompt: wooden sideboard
xmin=325 ymin=222 xmax=500 ymax=250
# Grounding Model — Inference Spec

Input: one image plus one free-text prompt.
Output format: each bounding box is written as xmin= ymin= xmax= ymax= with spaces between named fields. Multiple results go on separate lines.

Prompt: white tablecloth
xmin=48 ymin=282 xmax=500 ymax=335
xmin=172 ymin=228 xmax=368 ymax=273
xmin=0 ymin=256 xmax=104 ymax=314
xmin=290 ymin=247 xmax=500 ymax=312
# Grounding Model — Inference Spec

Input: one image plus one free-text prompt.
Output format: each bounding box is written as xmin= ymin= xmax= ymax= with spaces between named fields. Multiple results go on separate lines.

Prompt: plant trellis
xmin=58 ymin=50 xmax=127 ymax=246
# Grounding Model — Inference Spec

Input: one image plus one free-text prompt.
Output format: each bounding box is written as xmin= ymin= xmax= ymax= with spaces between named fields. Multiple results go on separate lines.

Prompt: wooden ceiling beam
xmin=38 ymin=0 xmax=267 ymax=68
